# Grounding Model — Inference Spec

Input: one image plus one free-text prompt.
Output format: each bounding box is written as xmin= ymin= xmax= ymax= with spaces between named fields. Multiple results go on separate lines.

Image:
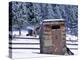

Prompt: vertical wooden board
xmin=52 ymin=29 xmax=64 ymax=54
xmin=60 ymin=25 xmax=66 ymax=41
xmin=43 ymin=40 xmax=53 ymax=47
xmin=60 ymin=24 xmax=65 ymax=30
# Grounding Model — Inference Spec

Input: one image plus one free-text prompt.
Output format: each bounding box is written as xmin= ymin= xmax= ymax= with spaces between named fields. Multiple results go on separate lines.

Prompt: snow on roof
xmin=43 ymin=19 xmax=65 ymax=22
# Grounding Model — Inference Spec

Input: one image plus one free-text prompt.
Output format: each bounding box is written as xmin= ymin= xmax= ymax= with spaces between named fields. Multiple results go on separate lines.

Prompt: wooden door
xmin=52 ymin=29 xmax=63 ymax=54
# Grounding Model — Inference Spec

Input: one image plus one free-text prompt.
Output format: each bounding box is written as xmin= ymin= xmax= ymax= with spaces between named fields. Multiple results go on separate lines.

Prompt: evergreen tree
xmin=9 ymin=2 xmax=78 ymax=36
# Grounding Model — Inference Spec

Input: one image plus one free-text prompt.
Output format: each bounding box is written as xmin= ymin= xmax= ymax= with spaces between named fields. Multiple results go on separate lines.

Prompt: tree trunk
xmin=19 ymin=29 xmax=21 ymax=36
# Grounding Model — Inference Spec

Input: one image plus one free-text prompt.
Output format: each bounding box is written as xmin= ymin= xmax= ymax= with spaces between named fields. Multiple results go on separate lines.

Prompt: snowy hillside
xmin=9 ymin=31 xmax=78 ymax=59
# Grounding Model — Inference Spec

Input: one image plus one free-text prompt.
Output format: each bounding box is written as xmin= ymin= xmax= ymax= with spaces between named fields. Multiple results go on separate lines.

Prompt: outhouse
xmin=40 ymin=19 xmax=66 ymax=55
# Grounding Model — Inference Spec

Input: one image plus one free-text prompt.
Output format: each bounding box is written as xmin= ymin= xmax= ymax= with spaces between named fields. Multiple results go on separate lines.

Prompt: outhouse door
xmin=52 ymin=27 xmax=63 ymax=54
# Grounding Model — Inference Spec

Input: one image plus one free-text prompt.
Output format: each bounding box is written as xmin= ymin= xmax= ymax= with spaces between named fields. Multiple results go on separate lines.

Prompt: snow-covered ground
xmin=12 ymin=30 xmax=28 ymax=36
xmin=66 ymin=33 xmax=78 ymax=55
xmin=66 ymin=34 xmax=78 ymax=40
xmin=9 ymin=30 xmax=78 ymax=59
xmin=11 ymin=52 xmax=58 ymax=59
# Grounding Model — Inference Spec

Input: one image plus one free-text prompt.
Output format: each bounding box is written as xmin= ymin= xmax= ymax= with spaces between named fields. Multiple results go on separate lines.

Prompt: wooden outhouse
xmin=40 ymin=19 xmax=66 ymax=55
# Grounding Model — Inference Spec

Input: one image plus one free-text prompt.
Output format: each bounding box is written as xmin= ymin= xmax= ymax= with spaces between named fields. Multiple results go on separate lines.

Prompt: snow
xmin=66 ymin=41 xmax=78 ymax=44
xmin=12 ymin=31 xmax=19 ymax=36
xmin=66 ymin=45 xmax=78 ymax=48
xmin=11 ymin=49 xmax=40 ymax=53
xmin=12 ymin=30 xmax=28 ymax=36
xmin=11 ymin=52 xmax=58 ymax=59
xmin=15 ymin=35 xmax=39 ymax=38
xmin=27 ymin=26 xmax=35 ymax=30
xmin=66 ymin=34 xmax=78 ymax=55
xmin=66 ymin=34 xmax=78 ymax=40
xmin=10 ymin=44 xmax=40 ymax=48
xmin=43 ymin=19 xmax=64 ymax=22
xmin=9 ymin=31 xmax=78 ymax=59
xmin=10 ymin=39 xmax=40 ymax=43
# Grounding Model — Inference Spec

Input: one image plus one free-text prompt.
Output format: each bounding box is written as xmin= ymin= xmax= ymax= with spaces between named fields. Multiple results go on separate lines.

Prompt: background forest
xmin=9 ymin=1 xmax=78 ymax=36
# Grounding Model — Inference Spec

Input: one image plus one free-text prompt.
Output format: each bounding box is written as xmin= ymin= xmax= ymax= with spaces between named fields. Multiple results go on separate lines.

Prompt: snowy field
xmin=9 ymin=30 xmax=78 ymax=59
xmin=12 ymin=30 xmax=28 ymax=36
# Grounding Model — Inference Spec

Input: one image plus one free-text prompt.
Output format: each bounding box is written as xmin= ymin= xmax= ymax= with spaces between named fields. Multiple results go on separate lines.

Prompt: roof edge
xmin=43 ymin=19 xmax=65 ymax=22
